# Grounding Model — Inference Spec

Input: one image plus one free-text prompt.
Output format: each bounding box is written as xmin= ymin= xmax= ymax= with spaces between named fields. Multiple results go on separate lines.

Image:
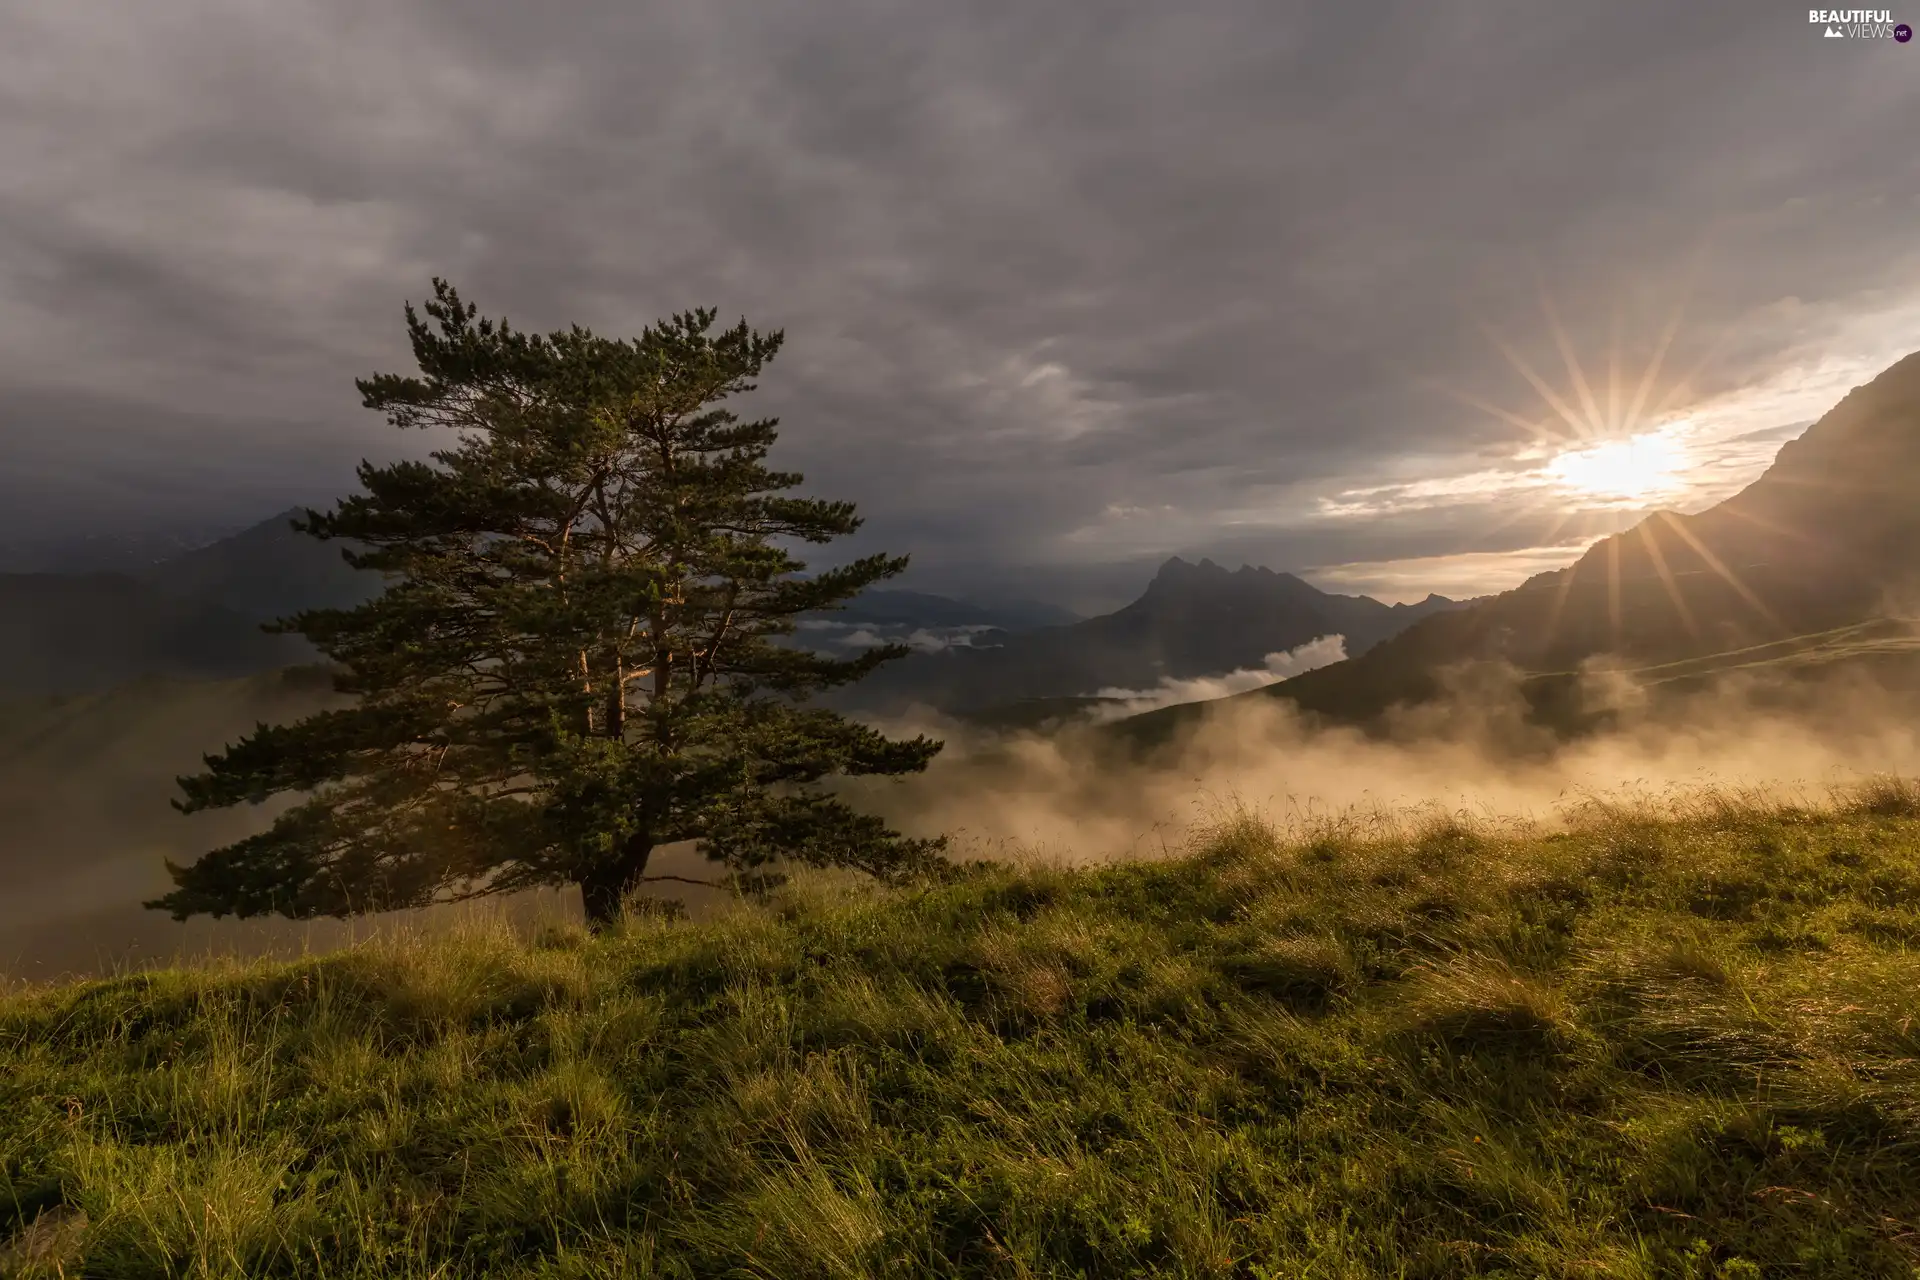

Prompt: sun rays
xmin=1326 ymin=259 xmax=1915 ymax=658
xmin=1428 ymin=262 xmax=1790 ymax=655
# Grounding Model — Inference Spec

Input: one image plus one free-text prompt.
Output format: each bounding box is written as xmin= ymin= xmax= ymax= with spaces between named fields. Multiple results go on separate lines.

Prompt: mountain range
xmin=1113 ymin=350 xmax=1920 ymax=743
xmin=0 ymin=508 xmax=1446 ymax=707
xmin=828 ymin=559 xmax=1467 ymax=718
xmin=0 ymin=509 xmax=375 ymax=697
xmin=0 ymin=512 xmax=1082 ymax=699
xmin=135 ymin=508 xmax=382 ymax=622
xmin=14 ymin=342 xmax=1912 ymax=721
xmin=0 ymin=572 xmax=313 ymax=697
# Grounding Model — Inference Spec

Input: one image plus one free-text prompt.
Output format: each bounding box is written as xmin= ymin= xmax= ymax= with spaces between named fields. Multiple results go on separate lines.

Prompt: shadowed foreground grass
xmin=5 ymin=781 xmax=1920 ymax=1278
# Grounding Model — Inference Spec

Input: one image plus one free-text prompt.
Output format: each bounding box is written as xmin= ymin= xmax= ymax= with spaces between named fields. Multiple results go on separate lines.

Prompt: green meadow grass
xmin=5 ymin=781 xmax=1920 ymax=1278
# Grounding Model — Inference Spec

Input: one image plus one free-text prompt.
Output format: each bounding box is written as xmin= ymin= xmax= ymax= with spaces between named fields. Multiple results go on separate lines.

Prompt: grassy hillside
xmin=6 ymin=785 xmax=1920 ymax=1277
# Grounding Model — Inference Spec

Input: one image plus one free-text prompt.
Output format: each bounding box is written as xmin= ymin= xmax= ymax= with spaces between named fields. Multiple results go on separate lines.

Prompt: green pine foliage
xmin=10 ymin=783 xmax=1920 ymax=1277
xmin=151 ymin=281 xmax=943 ymax=927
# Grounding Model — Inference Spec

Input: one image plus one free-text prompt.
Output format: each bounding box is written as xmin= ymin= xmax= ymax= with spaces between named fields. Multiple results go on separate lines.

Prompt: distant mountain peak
xmin=1148 ymin=556 xmax=1308 ymax=594
xmin=834 ymin=554 xmax=1469 ymax=717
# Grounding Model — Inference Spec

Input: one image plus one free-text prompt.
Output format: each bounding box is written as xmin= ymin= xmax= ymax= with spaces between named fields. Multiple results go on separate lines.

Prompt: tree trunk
xmin=578 ymin=831 xmax=656 ymax=929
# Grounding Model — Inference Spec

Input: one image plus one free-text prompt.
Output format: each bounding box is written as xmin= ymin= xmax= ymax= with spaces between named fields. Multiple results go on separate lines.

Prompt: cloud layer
xmin=1088 ymin=635 xmax=1350 ymax=720
xmin=3 ymin=0 xmax=1918 ymax=601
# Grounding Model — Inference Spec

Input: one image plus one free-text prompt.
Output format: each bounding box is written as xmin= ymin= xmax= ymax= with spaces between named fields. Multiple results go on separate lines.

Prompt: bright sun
xmin=1544 ymin=429 xmax=1689 ymax=503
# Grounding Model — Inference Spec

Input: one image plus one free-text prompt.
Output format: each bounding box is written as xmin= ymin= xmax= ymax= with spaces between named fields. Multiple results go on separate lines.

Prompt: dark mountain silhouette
xmin=0 ymin=573 xmax=310 ymax=696
xmin=0 ymin=510 xmax=362 ymax=696
xmin=0 ymin=524 xmax=239 ymax=575
xmin=1116 ymin=350 xmax=1920 ymax=739
xmin=134 ymin=509 xmax=1067 ymax=635
xmin=136 ymin=508 xmax=379 ymax=622
xmin=0 ymin=510 xmax=1075 ymax=697
xmin=832 ymin=557 xmax=1467 ymax=716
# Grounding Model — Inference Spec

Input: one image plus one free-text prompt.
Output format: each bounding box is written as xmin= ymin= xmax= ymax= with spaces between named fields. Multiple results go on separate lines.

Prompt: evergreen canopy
xmin=153 ymin=281 xmax=944 ymax=926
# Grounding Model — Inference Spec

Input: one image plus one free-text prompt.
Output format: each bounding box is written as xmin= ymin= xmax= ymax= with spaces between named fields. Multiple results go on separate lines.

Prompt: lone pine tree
xmin=152 ymin=281 xmax=944 ymax=927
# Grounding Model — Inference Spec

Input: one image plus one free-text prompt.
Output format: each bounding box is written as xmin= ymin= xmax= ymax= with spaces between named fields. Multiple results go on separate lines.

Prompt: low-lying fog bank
xmin=846 ymin=656 xmax=1920 ymax=862
xmin=4 ymin=658 xmax=1918 ymax=981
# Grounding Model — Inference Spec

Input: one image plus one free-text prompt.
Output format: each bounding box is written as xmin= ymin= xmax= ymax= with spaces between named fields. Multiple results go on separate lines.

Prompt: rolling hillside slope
xmin=6 ymin=792 xmax=1920 ymax=1276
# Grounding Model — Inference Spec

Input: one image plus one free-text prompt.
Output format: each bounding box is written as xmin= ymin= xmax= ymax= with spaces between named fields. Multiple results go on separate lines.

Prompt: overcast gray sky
xmin=2 ymin=0 xmax=1917 ymax=607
